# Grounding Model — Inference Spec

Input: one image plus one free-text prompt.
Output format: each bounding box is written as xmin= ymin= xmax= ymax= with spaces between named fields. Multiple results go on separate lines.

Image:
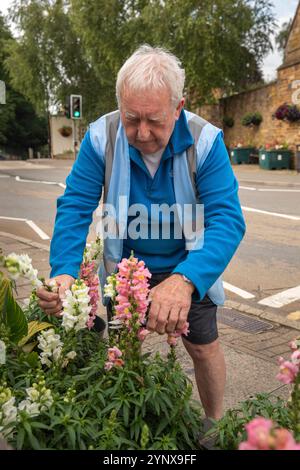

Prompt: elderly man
xmin=37 ymin=45 xmax=246 ymax=421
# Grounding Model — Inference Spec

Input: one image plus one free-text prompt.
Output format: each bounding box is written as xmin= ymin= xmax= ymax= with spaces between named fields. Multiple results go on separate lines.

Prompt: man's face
xmin=120 ymin=88 xmax=184 ymax=154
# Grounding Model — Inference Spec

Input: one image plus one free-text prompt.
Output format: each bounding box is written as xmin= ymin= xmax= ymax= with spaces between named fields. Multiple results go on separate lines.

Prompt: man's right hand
xmin=36 ymin=274 xmax=75 ymax=317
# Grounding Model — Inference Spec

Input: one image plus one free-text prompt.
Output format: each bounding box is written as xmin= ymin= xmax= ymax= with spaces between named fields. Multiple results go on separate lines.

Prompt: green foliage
xmin=223 ymin=116 xmax=234 ymax=128
xmin=0 ymin=277 xmax=28 ymax=343
xmin=275 ymin=19 xmax=292 ymax=53
xmin=0 ymin=276 xmax=201 ymax=450
xmin=241 ymin=111 xmax=263 ymax=126
xmin=0 ymin=12 xmax=48 ymax=154
xmin=209 ymin=393 xmax=292 ymax=450
xmin=3 ymin=0 xmax=275 ymax=121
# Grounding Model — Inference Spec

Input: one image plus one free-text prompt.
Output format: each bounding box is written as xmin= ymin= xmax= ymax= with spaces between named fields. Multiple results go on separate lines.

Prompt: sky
xmin=0 ymin=0 xmax=299 ymax=82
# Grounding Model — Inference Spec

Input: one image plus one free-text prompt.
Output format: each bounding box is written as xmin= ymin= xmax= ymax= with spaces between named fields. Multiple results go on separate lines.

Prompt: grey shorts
xmin=149 ymin=273 xmax=218 ymax=345
xmin=107 ymin=272 xmax=218 ymax=345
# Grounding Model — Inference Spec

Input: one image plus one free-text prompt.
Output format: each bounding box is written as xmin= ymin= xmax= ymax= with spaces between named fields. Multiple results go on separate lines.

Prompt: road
xmin=0 ymin=159 xmax=299 ymax=321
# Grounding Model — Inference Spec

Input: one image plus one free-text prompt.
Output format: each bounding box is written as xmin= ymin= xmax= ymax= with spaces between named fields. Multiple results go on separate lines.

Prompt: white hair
xmin=116 ymin=44 xmax=185 ymax=108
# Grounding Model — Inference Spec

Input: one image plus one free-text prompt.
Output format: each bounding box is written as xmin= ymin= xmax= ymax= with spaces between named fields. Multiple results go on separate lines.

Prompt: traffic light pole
xmin=73 ymin=119 xmax=78 ymax=160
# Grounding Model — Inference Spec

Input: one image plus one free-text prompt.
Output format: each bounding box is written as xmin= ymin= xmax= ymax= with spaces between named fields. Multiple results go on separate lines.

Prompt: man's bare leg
xmin=182 ymin=338 xmax=226 ymax=420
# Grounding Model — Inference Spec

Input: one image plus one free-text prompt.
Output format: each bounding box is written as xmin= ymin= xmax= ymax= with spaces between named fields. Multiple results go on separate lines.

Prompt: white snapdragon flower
xmin=18 ymin=381 xmax=53 ymax=418
xmin=61 ymin=280 xmax=91 ymax=332
xmin=104 ymin=274 xmax=117 ymax=299
xmin=37 ymin=329 xmax=63 ymax=367
xmin=62 ymin=350 xmax=77 ymax=368
xmin=4 ymin=253 xmax=43 ymax=288
xmin=18 ymin=400 xmax=40 ymax=418
xmin=83 ymin=237 xmax=103 ymax=266
xmin=0 ymin=387 xmax=18 ymax=436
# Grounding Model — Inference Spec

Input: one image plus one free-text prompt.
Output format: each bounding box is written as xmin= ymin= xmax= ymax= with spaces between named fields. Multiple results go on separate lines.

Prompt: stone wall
xmin=196 ymin=63 xmax=300 ymax=169
xmin=195 ymin=2 xmax=300 ymax=169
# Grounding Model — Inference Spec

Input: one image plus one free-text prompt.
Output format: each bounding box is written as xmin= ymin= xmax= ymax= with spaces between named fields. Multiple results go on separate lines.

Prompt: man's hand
xmin=147 ymin=274 xmax=194 ymax=335
xmin=36 ymin=274 xmax=75 ymax=317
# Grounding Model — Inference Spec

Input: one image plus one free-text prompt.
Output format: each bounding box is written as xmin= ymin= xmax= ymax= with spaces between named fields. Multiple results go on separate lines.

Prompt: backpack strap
xmin=103 ymin=110 xmax=120 ymax=202
xmin=103 ymin=110 xmax=208 ymax=201
xmin=186 ymin=115 xmax=208 ymax=199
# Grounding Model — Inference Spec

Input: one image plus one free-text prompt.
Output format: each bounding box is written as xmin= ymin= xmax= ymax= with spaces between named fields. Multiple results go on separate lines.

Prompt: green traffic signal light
xmin=70 ymin=94 xmax=82 ymax=119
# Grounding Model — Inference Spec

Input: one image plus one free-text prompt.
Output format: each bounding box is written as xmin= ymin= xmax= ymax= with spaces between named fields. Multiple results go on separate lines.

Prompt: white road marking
xmin=0 ymin=215 xmax=27 ymax=221
xmin=258 ymin=188 xmax=300 ymax=193
xmin=0 ymin=215 xmax=50 ymax=240
xmin=223 ymin=281 xmax=256 ymax=299
xmin=258 ymin=285 xmax=300 ymax=309
xmin=15 ymin=175 xmax=65 ymax=189
xmin=240 ymin=186 xmax=300 ymax=193
xmin=25 ymin=220 xmax=50 ymax=240
xmin=0 ymin=174 xmax=10 ymax=178
xmin=239 ymin=186 xmax=256 ymax=191
xmin=242 ymin=206 xmax=300 ymax=221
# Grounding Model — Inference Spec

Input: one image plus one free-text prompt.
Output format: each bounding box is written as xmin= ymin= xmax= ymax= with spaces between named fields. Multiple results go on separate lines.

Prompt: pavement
xmin=232 ymin=163 xmax=300 ymax=187
xmin=1 ymin=229 xmax=299 ymax=413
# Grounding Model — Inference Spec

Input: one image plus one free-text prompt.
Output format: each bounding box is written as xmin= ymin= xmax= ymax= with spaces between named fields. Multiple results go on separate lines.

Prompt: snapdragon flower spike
xmin=37 ymin=328 xmax=63 ymax=368
xmin=167 ymin=322 xmax=190 ymax=347
xmin=105 ymin=346 xmax=124 ymax=370
xmin=114 ymin=256 xmax=151 ymax=328
xmin=0 ymin=384 xmax=18 ymax=437
xmin=4 ymin=252 xmax=42 ymax=288
xmin=239 ymin=417 xmax=300 ymax=450
xmin=276 ymin=343 xmax=300 ymax=384
xmin=80 ymin=260 xmax=100 ymax=330
xmin=83 ymin=237 xmax=103 ymax=267
xmin=61 ymin=280 xmax=92 ymax=332
xmin=276 ymin=357 xmax=299 ymax=384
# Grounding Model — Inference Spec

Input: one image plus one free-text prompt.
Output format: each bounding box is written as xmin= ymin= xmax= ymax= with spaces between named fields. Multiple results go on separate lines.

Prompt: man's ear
xmin=175 ymin=98 xmax=185 ymax=120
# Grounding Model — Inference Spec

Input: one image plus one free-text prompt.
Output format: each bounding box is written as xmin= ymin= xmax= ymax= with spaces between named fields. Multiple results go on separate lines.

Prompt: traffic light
xmin=70 ymin=94 xmax=82 ymax=119
xmin=63 ymin=98 xmax=70 ymax=118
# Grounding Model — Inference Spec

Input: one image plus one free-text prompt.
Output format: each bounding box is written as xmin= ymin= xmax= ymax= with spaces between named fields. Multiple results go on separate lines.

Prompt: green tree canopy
xmin=4 ymin=0 xmax=276 ymax=123
xmin=0 ymin=12 xmax=47 ymax=155
xmin=275 ymin=19 xmax=292 ymax=53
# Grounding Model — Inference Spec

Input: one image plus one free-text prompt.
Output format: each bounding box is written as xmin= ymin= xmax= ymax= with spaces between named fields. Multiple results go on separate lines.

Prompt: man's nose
xmin=137 ymin=120 xmax=151 ymax=141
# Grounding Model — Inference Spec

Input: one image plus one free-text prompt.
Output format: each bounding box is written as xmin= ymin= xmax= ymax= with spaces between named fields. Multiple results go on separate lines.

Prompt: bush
xmin=274 ymin=104 xmax=300 ymax=122
xmin=241 ymin=112 xmax=263 ymax=127
xmin=223 ymin=116 xmax=234 ymax=128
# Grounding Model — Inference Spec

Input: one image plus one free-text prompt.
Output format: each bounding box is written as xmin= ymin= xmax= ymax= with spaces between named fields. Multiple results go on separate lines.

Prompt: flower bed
xmin=0 ymin=241 xmax=299 ymax=451
xmin=0 ymin=242 xmax=201 ymax=450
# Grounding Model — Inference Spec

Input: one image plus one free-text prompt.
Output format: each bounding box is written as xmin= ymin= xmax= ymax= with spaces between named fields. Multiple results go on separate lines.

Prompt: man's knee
xmin=183 ymin=338 xmax=221 ymax=362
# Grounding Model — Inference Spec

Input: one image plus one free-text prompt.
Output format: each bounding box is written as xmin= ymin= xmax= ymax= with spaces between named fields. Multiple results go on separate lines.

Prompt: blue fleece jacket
xmin=50 ymin=110 xmax=245 ymax=301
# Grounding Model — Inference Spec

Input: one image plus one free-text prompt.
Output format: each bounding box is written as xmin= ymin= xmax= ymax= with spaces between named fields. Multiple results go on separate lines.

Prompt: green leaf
xmin=67 ymin=426 xmax=76 ymax=449
xmin=18 ymin=320 xmax=53 ymax=347
xmin=123 ymin=402 xmax=129 ymax=427
xmin=16 ymin=427 xmax=25 ymax=450
xmin=0 ymin=277 xmax=28 ymax=342
xmin=24 ymin=351 xmax=39 ymax=368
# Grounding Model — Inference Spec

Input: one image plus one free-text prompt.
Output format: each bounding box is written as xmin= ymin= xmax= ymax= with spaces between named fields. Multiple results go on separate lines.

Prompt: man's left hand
xmin=147 ymin=274 xmax=195 ymax=335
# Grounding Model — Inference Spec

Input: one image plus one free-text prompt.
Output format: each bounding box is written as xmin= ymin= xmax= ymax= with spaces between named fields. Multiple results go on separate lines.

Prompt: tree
xmin=275 ymin=19 xmax=292 ymax=53
xmin=4 ymin=0 xmax=276 ymax=121
xmin=0 ymin=12 xmax=47 ymax=155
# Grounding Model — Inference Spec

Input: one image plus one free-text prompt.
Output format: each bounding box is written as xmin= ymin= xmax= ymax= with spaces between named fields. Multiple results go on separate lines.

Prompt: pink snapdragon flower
xmin=167 ymin=322 xmax=190 ymax=347
xmin=105 ymin=347 xmax=124 ymax=370
xmin=115 ymin=257 xmax=151 ymax=326
xmin=239 ymin=417 xmax=300 ymax=450
xmin=80 ymin=260 xmax=100 ymax=330
xmin=276 ymin=357 xmax=299 ymax=384
xmin=138 ymin=328 xmax=151 ymax=342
